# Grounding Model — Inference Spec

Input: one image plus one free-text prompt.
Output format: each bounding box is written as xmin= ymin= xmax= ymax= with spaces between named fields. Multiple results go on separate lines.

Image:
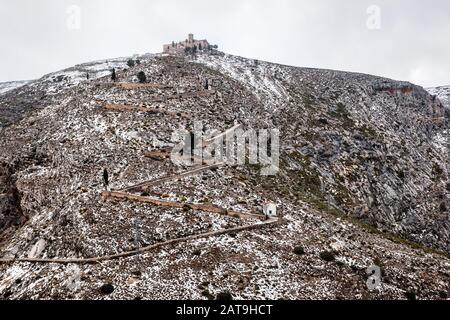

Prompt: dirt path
xmin=0 ymin=218 xmax=280 ymax=265
xmin=102 ymin=103 xmax=190 ymax=119
xmin=120 ymin=162 xmax=223 ymax=192
xmin=102 ymin=191 xmax=264 ymax=220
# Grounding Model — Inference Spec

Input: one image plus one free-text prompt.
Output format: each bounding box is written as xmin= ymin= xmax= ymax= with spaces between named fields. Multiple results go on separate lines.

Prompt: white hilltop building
xmin=263 ymin=201 xmax=277 ymax=218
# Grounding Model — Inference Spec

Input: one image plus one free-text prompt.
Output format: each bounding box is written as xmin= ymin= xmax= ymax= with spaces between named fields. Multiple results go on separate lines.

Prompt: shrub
xmin=137 ymin=71 xmax=147 ymax=83
xmin=293 ymin=246 xmax=305 ymax=256
xmin=405 ymin=290 xmax=417 ymax=300
xmin=99 ymin=283 xmax=114 ymax=295
xmin=320 ymin=251 xmax=336 ymax=262
xmin=127 ymin=59 xmax=136 ymax=68
xmin=432 ymin=163 xmax=443 ymax=181
xmin=216 ymin=291 xmax=233 ymax=301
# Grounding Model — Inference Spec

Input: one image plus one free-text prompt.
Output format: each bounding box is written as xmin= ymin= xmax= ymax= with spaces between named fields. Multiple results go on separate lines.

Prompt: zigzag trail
xmin=0 ymin=80 xmax=281 ymax=265
xmin=120 ymin=162 xmax=223 ymax=192
xmin=101 ymin=191 xmax=263 ymax=220
xmin=0 ymin=218 xmax=280 ymax=265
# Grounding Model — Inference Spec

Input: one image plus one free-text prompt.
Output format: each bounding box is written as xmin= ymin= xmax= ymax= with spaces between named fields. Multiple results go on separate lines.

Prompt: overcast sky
xmin=0 ymin=0 xmax=449 ymax=87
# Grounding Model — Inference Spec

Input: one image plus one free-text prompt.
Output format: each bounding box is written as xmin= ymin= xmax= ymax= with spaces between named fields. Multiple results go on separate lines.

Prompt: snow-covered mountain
xmin=30 ymin=56 xmax=150 ymax=95
xmin=427 ymin=85 xmax=450 ymax=111
xmin=0 ymin=51 xmax=449 ymax=300
xmin=0 ymin=80 xmax=30 ymax=95
xmin=0 ymin=54 xmax=154 ymax=128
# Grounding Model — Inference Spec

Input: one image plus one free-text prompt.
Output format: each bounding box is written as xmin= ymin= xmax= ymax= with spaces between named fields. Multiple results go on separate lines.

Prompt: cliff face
xmin=0 ymin=52 xmax=449 ymax=299
xmin=198 ymin=53 xmax=449 ymax=252
xmin=428 ymin=85 xmax=450 ymax=118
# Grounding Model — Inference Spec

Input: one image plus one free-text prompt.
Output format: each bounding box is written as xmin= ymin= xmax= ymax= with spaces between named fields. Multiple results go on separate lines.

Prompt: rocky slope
xmin=0 ymin=55 xmax=151 ymax=128
xmin=428 ymin=86 xmax=450 ymax=114
xmin=0 ymin=81 xmax=30 ymax=96
xmin=0 ymin=51 xmax=449 ymax=300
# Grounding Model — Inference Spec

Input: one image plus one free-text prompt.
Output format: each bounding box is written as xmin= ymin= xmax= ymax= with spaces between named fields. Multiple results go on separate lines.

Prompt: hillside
xmin=0 ymin=81 xmax=30 ymax=96
xmin=0 ymin=51 xmax=449 ymax=300
xmin=428 ymin=85 xmax=450 ymax=111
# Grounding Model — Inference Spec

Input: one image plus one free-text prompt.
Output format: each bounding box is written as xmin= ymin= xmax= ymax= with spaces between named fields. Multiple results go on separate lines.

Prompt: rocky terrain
xmin=0 ymin=50 xmax=449 ymax=300
xmin=0 ymin=81 xmax=30 ymax=95
xmin=0 ymin=55 xmax=151 ymax=129
xmin=428 ymin=85 xmax=450 ymax=114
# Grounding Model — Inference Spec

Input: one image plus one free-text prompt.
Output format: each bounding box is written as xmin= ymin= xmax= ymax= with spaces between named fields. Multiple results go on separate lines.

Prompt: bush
xmin=111 ymin=68 xmax=116 ymax=82
xmin=293 ymin=246 xmax=305 ymax=256
xmin=99 ymin=283 xmax=114 ymax=295
xmin=216 ymin=291 xmax=233 ymax=301
xmin=405 ymin=290 xmax=417 ymax=300
xmin=320 ymin=251 xmax=336 ymax=262
xmin=127 ymin=59 xmax=136 ymax=68
xmin=137 ymin=71 xmax=147 ymax=83
xmin=432 ymin=163 xmax=443 ymax=181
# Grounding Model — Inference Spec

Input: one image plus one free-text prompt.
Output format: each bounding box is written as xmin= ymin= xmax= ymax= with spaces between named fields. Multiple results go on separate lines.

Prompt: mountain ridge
xmin=0 ymin=51 xmax=449 ymax=299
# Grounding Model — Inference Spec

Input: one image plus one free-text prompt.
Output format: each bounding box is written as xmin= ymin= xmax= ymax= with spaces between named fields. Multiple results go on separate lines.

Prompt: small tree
xmin=137 ymin=71 xmax=147 ymax=83
xmin=111 ymin=68 xmax=117 ymax=82
xmin=136 ymin=59 xmax=141 ymax=65
xmin=127 ymin=59 xmax=136 ymax=68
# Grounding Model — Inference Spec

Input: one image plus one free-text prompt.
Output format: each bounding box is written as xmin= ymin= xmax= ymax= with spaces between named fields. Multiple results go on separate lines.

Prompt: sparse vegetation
xmin=137 ymin=71 xmax=147 ymax=83
xmin=216 ymin=291 xmax=233 ymax=300
xmin=293 ymin=246 xmax=305 ymax=255
xmin=1 ymin=46 xmax=450 ymax=300
xmin=405 ymin=290 xmax=417 ymax=301
xmin=328 ymin=103 xmax=355 ymax=129
xmin=432 ymin=163 xmax=444 ymax=181
xmin=320 ymin=251 xmax=336 ymax=262
xmin=99 ymin=283 xmax=114 ymax=295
